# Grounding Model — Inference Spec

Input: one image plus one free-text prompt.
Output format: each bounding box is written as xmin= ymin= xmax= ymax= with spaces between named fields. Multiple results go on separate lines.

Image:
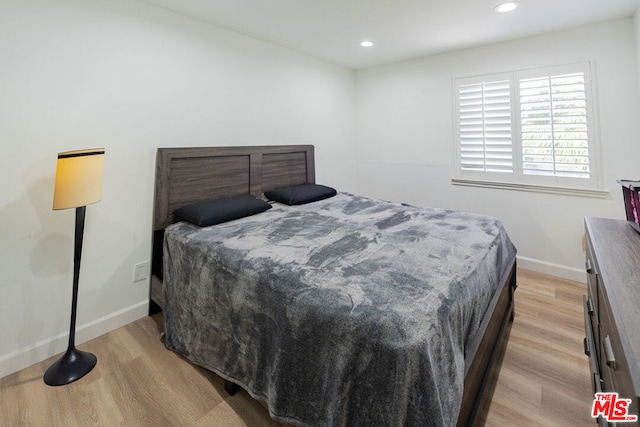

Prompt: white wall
xmin=636 ymin=10 xmax=640 ymax=92
xmin=355 ymin=18 xmax=640 ymax=281
xmin=0 ymin=0 xmax=356 ymax=378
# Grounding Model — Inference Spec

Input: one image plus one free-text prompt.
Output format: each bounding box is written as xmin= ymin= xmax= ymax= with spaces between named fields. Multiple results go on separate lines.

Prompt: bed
xmin=150 ymin=145 xmax=517 ymax=426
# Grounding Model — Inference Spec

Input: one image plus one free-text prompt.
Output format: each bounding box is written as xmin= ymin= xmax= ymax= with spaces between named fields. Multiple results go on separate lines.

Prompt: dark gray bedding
xmin=162 ymin=192 xmax=517 ymax=426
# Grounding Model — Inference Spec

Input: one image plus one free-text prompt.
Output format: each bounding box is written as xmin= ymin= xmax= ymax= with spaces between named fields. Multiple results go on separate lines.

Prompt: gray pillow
xmin=174 ymin=194 xmax=271 ymax=227
xmin=264 ymin=184 xmax=337 ymax=205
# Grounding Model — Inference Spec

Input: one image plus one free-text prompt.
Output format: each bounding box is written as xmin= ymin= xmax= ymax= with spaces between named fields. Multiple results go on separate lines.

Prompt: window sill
xmin=451 ymin=178 xmax=609 ymax=198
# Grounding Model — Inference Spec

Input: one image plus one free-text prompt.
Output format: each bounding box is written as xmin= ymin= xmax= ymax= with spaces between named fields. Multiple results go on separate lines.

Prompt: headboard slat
xmin=262 ymin=151 xmax=309 ymax=192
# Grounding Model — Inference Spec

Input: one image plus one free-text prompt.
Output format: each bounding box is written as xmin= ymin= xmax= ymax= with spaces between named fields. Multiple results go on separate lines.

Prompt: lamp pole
xmin=44 ymin=206 xmax=97 ymax=386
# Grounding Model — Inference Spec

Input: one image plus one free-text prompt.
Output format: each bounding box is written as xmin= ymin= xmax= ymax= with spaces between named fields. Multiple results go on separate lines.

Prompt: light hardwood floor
xmin=1 ymin=269 xmax=594 ymax=426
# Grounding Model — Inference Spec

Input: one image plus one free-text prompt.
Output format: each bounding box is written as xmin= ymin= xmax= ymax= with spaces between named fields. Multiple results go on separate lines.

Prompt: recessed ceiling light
xmin=360 ymin=40 xmax=374 ymax=48
xmin=495 ymin=2 xmax=518 ymax=12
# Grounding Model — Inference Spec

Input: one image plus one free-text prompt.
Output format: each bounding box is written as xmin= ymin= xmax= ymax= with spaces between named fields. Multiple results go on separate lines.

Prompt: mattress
xmin=162 ymin=192 xmax=517 ymax=426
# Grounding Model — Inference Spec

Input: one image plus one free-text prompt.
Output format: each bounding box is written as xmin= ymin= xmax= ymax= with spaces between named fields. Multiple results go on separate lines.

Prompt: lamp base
xmin=43 ymin=347 xmax=97 ymax=386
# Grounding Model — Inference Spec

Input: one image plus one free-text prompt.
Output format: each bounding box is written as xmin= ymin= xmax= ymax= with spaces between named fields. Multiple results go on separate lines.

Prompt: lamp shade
xmin=53 ymin=149 xmax=105 ymax=210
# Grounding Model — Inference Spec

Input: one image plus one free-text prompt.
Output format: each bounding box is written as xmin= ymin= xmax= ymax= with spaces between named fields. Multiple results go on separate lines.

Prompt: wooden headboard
xmin=153 ymin=145 xmax=315 ymax=230
xmin=150 ymin=144 xmax=315 ymax=311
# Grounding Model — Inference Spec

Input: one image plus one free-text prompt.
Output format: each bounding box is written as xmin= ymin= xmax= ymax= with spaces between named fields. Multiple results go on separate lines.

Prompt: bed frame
xmin=150 ymin=144 xmax=516 ymax=427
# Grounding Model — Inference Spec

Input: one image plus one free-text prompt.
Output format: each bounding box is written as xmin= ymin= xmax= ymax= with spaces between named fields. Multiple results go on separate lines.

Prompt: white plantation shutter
xmin=458 ymin=80 xmax=513 ymax=173
xmin=454 ymin=62 xmax=600 ymax=193
xmin=519 ymin=72 xmax=590 ymax=178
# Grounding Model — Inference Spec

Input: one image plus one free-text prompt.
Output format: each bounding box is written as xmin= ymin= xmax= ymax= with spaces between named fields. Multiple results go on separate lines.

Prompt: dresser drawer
xmin=585 ymin=236 xmax=601 ymax=353
xmin=598 ymin=287 xmax=639 ymax=420
xmin=584 ymin=295 xmax=601 ymax=395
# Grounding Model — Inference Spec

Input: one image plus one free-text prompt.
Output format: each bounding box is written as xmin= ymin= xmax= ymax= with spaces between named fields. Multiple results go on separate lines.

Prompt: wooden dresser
xmin=584 ymin=217 xmax=640 ymax=425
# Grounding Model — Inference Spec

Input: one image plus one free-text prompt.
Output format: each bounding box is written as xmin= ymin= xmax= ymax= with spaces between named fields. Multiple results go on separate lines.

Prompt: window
xmin=453 ymin=62 xmax=603 ymax=195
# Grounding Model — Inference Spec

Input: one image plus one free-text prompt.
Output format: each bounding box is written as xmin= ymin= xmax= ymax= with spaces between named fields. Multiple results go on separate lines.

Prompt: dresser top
xmin=585 ymin=216 xmax=640 ymax=393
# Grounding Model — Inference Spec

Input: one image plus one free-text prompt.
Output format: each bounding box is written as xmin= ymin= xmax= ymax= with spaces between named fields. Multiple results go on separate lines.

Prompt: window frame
xmin=452 ymin=61 xmax=605 ymax=197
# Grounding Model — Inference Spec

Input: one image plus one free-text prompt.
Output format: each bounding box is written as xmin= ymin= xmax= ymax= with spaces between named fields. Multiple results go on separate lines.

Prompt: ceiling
xmin=139 ymin=0 xmax=640 ymax=69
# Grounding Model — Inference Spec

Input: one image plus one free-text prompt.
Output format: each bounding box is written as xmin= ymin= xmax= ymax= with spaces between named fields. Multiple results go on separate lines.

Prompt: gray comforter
xmin=163 ymin=192 xmax=516 ymax=426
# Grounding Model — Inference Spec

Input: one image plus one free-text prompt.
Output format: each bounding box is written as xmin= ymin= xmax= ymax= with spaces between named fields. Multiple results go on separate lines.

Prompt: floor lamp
xmin=44 ymin=148 xmax=105 ymax=386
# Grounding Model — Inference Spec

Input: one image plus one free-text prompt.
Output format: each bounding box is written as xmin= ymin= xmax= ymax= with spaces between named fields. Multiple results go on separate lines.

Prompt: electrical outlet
xmin=133 ymin=261 xmax=149 ymax=282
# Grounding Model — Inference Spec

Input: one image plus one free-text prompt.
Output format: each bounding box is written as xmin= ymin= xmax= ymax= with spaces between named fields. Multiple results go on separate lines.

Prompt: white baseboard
xmin=517 ymin=256 xmax=586 ymax=283
xmin=0 ymin=300 xmax=149 ymax=380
